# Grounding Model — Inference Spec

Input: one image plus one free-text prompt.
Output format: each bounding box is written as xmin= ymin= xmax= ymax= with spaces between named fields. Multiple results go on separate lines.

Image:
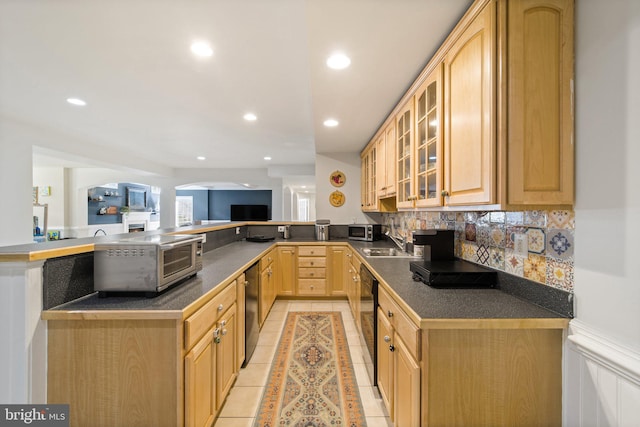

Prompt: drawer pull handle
xmin=310 ymin=262 xmax=314 ymax=266
xmin=244 ymin=281 xmax=249 ymax=287
xmin=220 ymin=320 xmax=227 ymax=327
xmin=389 ymin=345 xmax=395 ymax=352
xmin=388 ymin=310 xmax=393 ymax=318
xmin=218 ymin=304 xmax=224 ymax=311
xmin=384 ymin=335 xmax=391 ymax=343
xmin=221 ymin=329 xmax=227 ymax=336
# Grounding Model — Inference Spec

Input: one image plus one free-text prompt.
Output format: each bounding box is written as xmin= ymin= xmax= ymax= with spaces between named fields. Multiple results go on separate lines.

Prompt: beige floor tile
xmin=265 ymin=309 xmax=287 ymax=322
xmin=234 ymin=363 xmax=271 ymax=387
xmin=213 ymin=417 xmax=255 ymax=427
xmin=270 ymin=300 xmax=290 ymax=312
xmin=365 ymin=416 xmax=392 ymax=427
xmin=353 ymin=363 xmax=372 ymax=387
xmin=348 ymin=345 xmax=366 ymax=364
xmin=257 ymin=331 xmax=281 ymax=346
xmin=261 ymin=319 xmax=285 ymax=333
xmin=311 ymin=302 xmax=334 ymax=311
xmin=358 ymin=386 xmax=388 ymax=417
xmin=332 ymin=301 xmax=350 ymax=311
xmin=288 ymin=302 xmax=312 ymax=311
xmin=248 ymin=345 xmax=276 ymax=364
xmin=218 ymin=386 xmax=264 ymax=418
xmin=346 ymin=331 xmax=362 ymax=346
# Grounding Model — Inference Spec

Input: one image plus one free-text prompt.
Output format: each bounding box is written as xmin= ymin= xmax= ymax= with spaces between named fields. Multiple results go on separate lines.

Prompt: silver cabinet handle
xmin=388 ymin=310 xmax=393 ymax=318
xmin=218 ymin=304 xmax=224 ymax=311
xmin=221 ymin=329 xmax=227 ymax=336
xmin=389 ymin=345 xmax=395 ymax=352
xmin=220 ymin=320 xmax=227 ymax=327
xmin=244 ymin=281 xmax=249 ymax=287
xmin=384 ymin=335 xmax=391 ymax=343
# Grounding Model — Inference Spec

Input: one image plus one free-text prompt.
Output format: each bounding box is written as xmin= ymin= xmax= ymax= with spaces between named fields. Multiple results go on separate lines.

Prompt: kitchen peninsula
xmin=1 ymin=221 xmax=569 ymax=426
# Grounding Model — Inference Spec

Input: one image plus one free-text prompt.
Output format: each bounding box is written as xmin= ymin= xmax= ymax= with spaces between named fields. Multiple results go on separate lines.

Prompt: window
xmin=176 ymin=196 xmax=193 ymax=226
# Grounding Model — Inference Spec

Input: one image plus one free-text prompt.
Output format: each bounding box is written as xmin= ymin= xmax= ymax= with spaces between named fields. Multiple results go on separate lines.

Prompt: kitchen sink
xmin=360 ymin=248 xmax=420 ymax=258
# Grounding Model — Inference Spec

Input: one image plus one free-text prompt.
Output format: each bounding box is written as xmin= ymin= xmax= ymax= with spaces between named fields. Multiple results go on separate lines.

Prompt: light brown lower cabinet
xmin=46 ymin=280 xmax=241 ymax=427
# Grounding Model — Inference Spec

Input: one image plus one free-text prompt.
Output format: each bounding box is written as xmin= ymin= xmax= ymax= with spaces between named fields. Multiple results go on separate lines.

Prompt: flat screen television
xmin=230 ymin=204 xmax=269 ymax=221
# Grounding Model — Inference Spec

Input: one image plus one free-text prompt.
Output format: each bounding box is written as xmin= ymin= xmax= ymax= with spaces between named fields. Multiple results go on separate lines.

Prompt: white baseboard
xmin=565 ymin=320 xmax=640 ymax=426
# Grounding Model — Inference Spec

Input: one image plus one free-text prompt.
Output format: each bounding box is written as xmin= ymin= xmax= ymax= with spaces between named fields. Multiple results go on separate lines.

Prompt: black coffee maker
xmin=409 ymin=229 xmax=496 ymax=287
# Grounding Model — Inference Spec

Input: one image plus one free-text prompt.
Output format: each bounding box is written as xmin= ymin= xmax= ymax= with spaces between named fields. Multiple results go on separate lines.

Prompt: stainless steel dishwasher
xmin=243 ymin=261 xmax=260 ymax=366
xmin=360 ymin=264 xmax=378 ymax=386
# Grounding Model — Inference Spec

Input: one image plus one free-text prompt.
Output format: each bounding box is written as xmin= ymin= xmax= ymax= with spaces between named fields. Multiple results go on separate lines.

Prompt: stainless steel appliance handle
xmin=159 ymin=236 xmax=203 ymax=250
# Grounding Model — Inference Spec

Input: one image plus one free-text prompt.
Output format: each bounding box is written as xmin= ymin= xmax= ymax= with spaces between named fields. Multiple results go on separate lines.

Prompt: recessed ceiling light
xmin=243 ymin=113 xmax=257 ymax=121
xmin=197 ymin=156 xmax=206 ymax=160
xmin=301 ymin=186 xmax=306 ymax=189
xmin=190 ymin=41 xmax=213 ymax=57
xmin=66 ymin=98 xmax=86 ymax=106
xmin=326 ymin=53 xmax=351 ymax=70
xmin=323 ymin=119 xmax=339 ymax=127
xmin=264 ymin=156 xmax=272 ymax=161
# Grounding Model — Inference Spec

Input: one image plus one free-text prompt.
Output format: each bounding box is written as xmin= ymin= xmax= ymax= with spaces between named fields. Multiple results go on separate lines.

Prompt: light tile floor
xmin=215 ymin=300 xmax=391 ymax=426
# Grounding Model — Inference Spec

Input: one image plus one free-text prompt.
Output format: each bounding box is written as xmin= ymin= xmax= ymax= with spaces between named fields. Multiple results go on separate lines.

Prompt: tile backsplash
xmin=382 ymin=210 xmax=575 ymax=292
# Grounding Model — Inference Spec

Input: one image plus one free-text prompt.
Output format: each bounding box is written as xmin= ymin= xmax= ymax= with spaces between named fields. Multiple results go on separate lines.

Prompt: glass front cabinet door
xmin=396 ymin=101 xmax=414 ymax=209
xmin=414 ymin=63 xmax=443 ymax=207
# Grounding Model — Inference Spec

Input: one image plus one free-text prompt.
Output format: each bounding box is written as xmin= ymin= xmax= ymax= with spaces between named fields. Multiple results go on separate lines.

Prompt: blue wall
xmin=209 ymin=190 xmax=272 ymax=220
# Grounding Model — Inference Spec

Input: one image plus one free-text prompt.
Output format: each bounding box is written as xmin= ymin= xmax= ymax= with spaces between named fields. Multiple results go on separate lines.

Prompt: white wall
xmin=0 ymin=140 xmax=33 ymax=246
xmin=33 ymin=167 xmax=66 ymax=232
xmin=566 ymin=0 xmax=640 ymax=425
xmin=315 ymin=152 xmax=370 ymax=224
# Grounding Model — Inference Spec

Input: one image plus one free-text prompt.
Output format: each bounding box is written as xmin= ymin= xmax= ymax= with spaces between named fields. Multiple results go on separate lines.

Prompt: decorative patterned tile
xmin=506 ymin=212 xmax=524 ymax=225
xmin=476 ymin=244 xmax=490 ymax=266
xmin=464 ymin=212 xmax=478 ymax=223
xmin=548 ymin=210 xmax=575 ymax=230
xmin=476 ymin=225 xmax=491 ymax=247
xmin=489 ymin=225 xmax=506 ymax=247
xmin=524 ymin=210 xmax=547 ymax=227
xmin=506 ymin=226 xmax=526 ymax=249
xmin=546 ymin=229 xmax=574 ymax=260
xmin=465 ymin=223 xmax=477 ymax=241
xmin=490 ymin=212 xmax=506 ymax=224
xmin=546 ymin=258 xmax=574 ymax=291
xmin=489 ymin=247 xmax=505 ymax=270
xmin=476 ymin=212 xmax=490 ymax=225
xmin=418 ymin=219 xmax=427 ymax=230
xmin=456 ymin=212 xmax=465 ymax=223
xmin=527 ymin=227 xmax=546 ymax=254
xmin=504 ymin=249 xmax=524 ymax=277
xmin=524 ymin=254 xmax=547 ymax=284
xmin=461 ymin=242 xmax=478 ymax=262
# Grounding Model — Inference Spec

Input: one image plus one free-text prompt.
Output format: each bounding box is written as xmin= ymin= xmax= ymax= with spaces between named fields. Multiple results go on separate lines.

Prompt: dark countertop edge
xmin=0 ymin=221 xmax=317 ymax=261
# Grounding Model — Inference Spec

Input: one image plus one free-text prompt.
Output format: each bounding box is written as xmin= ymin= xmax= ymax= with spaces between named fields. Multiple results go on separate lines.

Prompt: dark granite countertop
xmin=43 ymin=238 xmax=569 ymax=326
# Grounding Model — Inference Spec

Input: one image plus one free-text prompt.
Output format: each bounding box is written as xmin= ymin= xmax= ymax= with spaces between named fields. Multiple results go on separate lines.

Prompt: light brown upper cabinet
xmin=506 ymin=0 xmax=574 ymax=205
xmin=361 ymin=144 xmax=377 ymax=212
xmin=414 ymin=64 xmax=444 ymax=207
xmin=360 ymin=0 xmax=574 ymax=210
xmin=377 ymin=121 xmax=397 ymax=199
xmin=396 ymin=100 xmax=414 ymax=209
xmin=443 ymin=0 xmax=496 ymax=206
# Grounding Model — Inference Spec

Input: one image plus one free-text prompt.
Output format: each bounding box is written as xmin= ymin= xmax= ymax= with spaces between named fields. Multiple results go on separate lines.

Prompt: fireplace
xmin=122 ymin=212 xmax=151 ymax=233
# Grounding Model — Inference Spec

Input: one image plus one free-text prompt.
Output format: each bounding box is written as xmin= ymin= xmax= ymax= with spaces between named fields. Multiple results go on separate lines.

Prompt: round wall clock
xmin=329 ymin=170 xmax=346 ymax=187
xmin=329 ymin=190 xmax=345 ymax=207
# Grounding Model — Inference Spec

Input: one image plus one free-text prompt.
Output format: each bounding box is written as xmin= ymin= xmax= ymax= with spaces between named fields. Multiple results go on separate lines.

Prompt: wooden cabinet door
xmin=277 ymin=246 xmax=296 ymax=296
xmin=377 ymin=307 xmax=394 ymax=418
xmin=259 ymin=265 xmax=272 ymax=326
xmin=507 ymin=0 xmax=574 ymax=206
xmin=376 ymin=134 xmax=386 ymax=197
xmin=394 ymin=335 xmax=421 ymax=427
xmin=236 ymin=274 xmax=245 ymax=370
xmin=328 ymin=246 xmax=346 ymax=296
xmin=444 ymin=0 xmax=496 ymax=206
xmin=396 ymin=100 xmax=415 ymax=208
xmin=415 ymin=63 xmax=444 ymax=208
xmin=361 ymin=146 xmax=377 ymax=211
xmin=216 ymin=304 xmax=237 ymax=410
xmin=185 ymin=328 xmax=216 ymax=427
xmin=384 ymin=122 xmax=396 ymax=196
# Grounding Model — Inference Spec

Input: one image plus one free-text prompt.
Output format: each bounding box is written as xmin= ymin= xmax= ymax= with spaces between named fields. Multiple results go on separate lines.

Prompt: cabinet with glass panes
xmin=414 ymin=63 xmax=443 ymax=207
xmin=396 ymin=100 xmax=414 ymax=209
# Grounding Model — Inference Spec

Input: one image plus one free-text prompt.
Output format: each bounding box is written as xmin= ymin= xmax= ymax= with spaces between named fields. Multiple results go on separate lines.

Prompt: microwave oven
xmin=348 ymin=224 xmax=382 ymax=241
xmin=94 ymin=234 xmax=204 ymax=295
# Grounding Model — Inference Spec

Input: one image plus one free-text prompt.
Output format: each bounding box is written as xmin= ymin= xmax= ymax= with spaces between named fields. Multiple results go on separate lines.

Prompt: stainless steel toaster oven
xmin=94 ymin=234 xmax=204 ymax=295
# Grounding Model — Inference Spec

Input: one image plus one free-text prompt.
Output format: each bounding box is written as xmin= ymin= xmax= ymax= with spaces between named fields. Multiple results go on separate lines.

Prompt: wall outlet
xmin=514 ymin=233 xmax=528 ymax=257
xmin=235 ymin=227 xmax=240 ymax=235
xmin=277 ymin=226 xmax=285 ymax=232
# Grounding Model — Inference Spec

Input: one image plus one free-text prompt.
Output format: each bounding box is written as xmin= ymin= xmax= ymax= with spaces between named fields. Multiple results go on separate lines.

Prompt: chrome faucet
xmin=385 ymin=231 xmax=407 ymax=252
xmin=94 ymin=229 xmax=107 ymax=237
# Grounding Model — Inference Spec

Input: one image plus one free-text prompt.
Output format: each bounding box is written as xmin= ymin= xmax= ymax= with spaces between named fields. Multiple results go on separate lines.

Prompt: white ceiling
xmin=1 ymin=0 xmax=472 ymax=179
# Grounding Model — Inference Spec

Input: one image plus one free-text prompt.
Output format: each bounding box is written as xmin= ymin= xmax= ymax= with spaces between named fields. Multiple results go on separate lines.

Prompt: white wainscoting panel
xmin=565 ymin=321 xmax=640 ymax=427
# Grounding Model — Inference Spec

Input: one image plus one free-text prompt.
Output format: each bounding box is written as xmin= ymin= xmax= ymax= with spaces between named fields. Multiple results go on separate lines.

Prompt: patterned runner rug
xmin=254 ymin=312 xmax=367 ymax=427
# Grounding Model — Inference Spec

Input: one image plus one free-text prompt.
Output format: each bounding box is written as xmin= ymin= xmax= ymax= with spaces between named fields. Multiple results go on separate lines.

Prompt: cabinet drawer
xmin=260 ymin=250 xmax=275 ymax=270
xmin=298 ymin=267 xmax=326 ymax=279
xmin=298 ymin=279 xmax=326 ymax=295
xmin=297 ymin=257 xmax=326 ymax=268
xmin=378 ymin=286 xmax=421 ymax=360
xmin=298 ymin=246 xmax=326 ymax=257
xmin=185 ymin=282 xmax=237 ymax=350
